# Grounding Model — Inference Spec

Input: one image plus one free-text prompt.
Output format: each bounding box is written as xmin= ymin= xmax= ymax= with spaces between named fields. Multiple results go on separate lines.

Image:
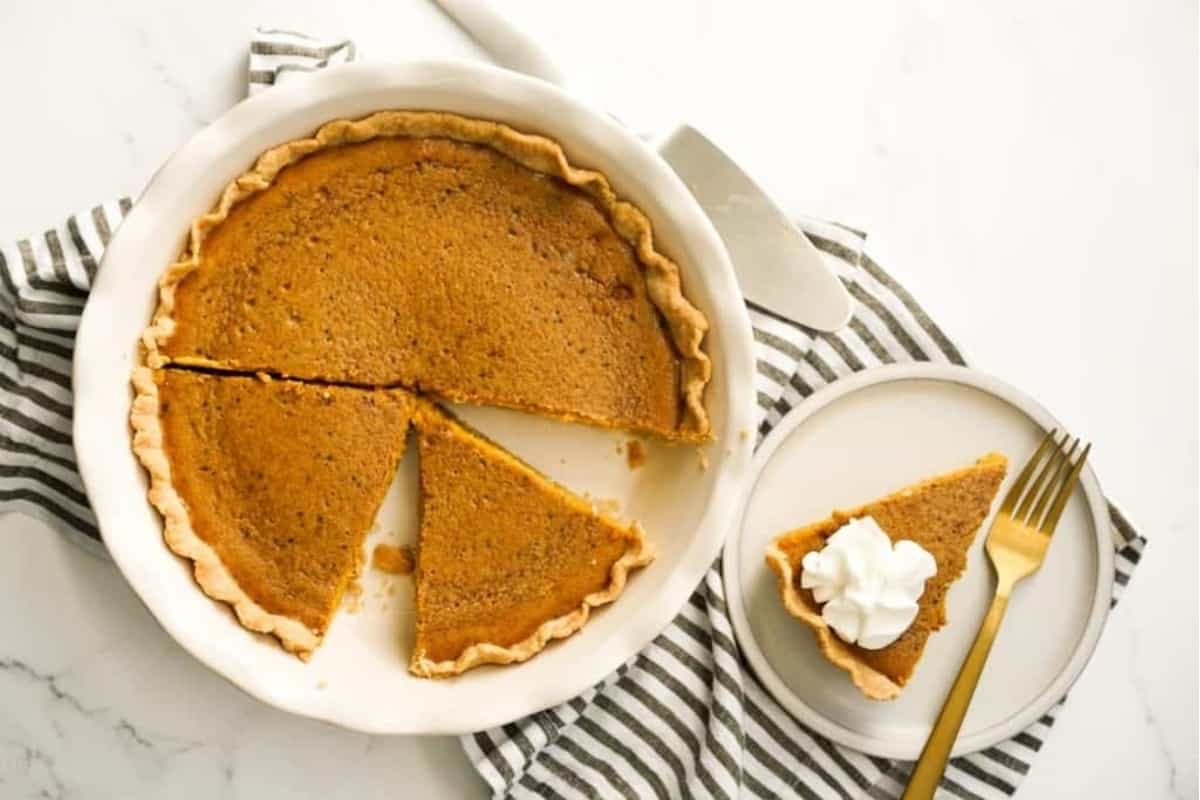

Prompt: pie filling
xmin=410 ymin=403 xmax=653 ymax=677
xmin=131 ymin=111 xmax=703 ymax=670
xmin=132 ymin=368 xmax=414 ymax=658
xmin=143 ymin=111 xmax=711 ymax=441
xmin=765 ymin=453 xmax=1007 ymax=699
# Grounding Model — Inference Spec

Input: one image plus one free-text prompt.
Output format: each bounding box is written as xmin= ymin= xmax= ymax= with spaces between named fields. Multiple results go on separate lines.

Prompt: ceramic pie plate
xmin=72 ymin=61 xmax=756 ymax=735
xmin=724 ymin=362 xmax=1113 ymax=760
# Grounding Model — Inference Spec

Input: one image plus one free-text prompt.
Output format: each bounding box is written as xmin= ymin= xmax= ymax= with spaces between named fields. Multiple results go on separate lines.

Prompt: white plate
xmin=72 ymin=61 xmax=756 ymax=735
xmin=724 ymin=363 xmax=1112 ymax=759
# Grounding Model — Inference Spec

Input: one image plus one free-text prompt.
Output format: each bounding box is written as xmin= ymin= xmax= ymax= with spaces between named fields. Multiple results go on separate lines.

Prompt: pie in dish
xmin=130 ymin=368 xmax=415 ymax=659
xmin=141 ymin=111 xmax=711 ymax=441
xmin=130 ymin=110 xmax=702 ymax=668
xmin=410 ymin=401 xmax=653 ymax=678
xmin=765 ymin=453 xmax=1008 ymax=699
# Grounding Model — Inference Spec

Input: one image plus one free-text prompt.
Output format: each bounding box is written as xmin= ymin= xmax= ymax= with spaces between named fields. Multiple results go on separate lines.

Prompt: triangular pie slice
xmin=765 ymin=453 xmax=1008 ymax=700
xmin=141 ymin=111 xmax=710 ymax=441
xmin=130 ymin=368 xmax=415 ymax=659
xmin=410 ymin=401 xmax=653 ymax=677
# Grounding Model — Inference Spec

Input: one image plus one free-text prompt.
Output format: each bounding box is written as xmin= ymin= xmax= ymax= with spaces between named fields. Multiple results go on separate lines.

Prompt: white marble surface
xmin=0 ymin=1 xmax=1194 ymax=797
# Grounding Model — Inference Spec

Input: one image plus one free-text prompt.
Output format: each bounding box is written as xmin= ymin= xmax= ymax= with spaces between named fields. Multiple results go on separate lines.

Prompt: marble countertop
xmin=1 ymin=1 xmax=1194 ymax=797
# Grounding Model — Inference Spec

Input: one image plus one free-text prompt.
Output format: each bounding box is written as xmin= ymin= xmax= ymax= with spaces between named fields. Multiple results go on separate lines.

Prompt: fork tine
xmin=1038 ymin=442 xmax=1092 ymax=533
xmin=1014 ymin=432 xmax=1069 ymax=522
xmin=1000 ymin=429 xmax=1058 ymax=514
xmin=1028 ymin=437 xmax=1079 ymax=524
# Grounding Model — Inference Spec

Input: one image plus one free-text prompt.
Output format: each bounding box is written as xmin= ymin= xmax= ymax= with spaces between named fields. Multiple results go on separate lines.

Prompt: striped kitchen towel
xmin=0 ymin=27 xmax=1145 ymax=800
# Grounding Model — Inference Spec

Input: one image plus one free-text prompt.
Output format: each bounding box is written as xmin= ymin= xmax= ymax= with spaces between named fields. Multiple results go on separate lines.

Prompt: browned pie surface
xmin=163 ymin=135 xmax=695 ymax=438
xmin=157 ymin=370 xmax=414 ymax=641
xmin=768 ymin=453 xmax=1007 ymax=689
xmin=411 ymin=403 xmax=650 ymax=676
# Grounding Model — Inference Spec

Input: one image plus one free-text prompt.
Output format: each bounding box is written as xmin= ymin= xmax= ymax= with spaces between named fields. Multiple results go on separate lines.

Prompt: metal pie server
xmin=654 ymin=126 xmax=852 ymax=331
xmin=434 ymin=0 xmax=852 ymax=331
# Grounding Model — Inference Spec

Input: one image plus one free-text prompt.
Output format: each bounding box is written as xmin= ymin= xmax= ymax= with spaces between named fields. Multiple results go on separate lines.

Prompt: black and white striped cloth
xmin=0 ymin=28 xmax=1145 ymax=800
xmin=247 ymin=27 xmax=355 ymax=96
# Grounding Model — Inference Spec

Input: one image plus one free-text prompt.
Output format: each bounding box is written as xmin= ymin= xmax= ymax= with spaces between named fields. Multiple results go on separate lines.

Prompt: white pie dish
xmin=72 ymin=60 xmax=756 ymax=735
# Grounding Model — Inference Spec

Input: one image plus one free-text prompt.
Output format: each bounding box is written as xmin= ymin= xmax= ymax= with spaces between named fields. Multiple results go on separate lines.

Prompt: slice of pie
xmin=765 ymin=454 xmax=1008 ymax=699
xmin=410 ymin=401 xmax=653 ymax=677
xmin=141 ymin=111 xmax=710 ymax=441
xmin=130 ymin=368 xmax=414 ymax=659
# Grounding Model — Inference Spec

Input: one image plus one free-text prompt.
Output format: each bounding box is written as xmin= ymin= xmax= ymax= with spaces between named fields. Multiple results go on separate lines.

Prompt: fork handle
xmin=901 ymin=588 xmax=1013 ymax=799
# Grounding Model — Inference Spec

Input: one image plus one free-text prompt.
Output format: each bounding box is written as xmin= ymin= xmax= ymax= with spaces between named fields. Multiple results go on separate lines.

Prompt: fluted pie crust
xmin=130 ymin=368 xmax=415 ymax=658
xmin=765 ymin=454 xmax=1008 ymax=700
xmin=132 ymin=371 xmax=322 ymax=657
xmin=129 ymin=110 xmax=699 ymax=670
xmin=140 ymin=110 xmax=711 ymax=440
xmin=410 ymin=402 xmax=654 ymax=678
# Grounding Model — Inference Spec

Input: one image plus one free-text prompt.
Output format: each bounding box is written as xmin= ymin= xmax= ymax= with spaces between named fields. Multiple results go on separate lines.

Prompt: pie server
xmin=434 ymin=0 xmax=853 ymax=332
xmin=653 ymin=126 xmax=853 ymax=331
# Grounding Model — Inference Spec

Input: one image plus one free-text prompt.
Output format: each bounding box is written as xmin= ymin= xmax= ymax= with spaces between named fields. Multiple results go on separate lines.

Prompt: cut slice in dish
xmin=765 ymin=453 xmax=1008 ymax=700
xmin=410 ymin=401 xmax=654 ymax=678
xmin=130 ymin=368 xmax=415 ymax=659
xmin=141 ymin=111 xmax=710 ymax=441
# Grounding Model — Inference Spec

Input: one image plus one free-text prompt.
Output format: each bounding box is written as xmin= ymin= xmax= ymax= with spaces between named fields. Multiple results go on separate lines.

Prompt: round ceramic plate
xmin=724 ymin=363 xmax=1113 ymax=759
xmin=72 ymin=61 xmax=756 ymax=735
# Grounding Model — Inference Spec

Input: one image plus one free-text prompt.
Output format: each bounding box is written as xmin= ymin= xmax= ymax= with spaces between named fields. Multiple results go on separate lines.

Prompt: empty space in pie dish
xmin=323 ymin=404 xmax=675 ymax=662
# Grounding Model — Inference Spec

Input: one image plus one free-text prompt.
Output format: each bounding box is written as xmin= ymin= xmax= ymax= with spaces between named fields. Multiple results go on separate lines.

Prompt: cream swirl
xmin=799 ymin=516 xmax=937 ymax=650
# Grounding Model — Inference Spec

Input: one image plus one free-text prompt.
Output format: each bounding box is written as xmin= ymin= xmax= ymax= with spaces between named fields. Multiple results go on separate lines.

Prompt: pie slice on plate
xmin=141 ymin=111 xmax=711 ymax=441
xmin=765 ymin=453 xmax=1008 ymax=699
xmin=130 ymin=368 xmax=415 ymax=659
xmin=409 ymin=401 xmax=654 ymax=678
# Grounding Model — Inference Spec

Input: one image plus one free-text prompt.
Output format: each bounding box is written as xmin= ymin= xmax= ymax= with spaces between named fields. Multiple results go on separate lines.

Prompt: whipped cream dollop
xmin=800 ymin=517 xmax=937 ymax=650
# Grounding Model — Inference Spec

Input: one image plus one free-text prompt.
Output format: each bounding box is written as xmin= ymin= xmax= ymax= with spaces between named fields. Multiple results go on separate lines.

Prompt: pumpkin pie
xmin=141 ymin=111 xmax=711 ymax=441
xmin=765 ymin=453 xmax=1007 ymax=699
xmin=130 ymin=368 xmax=415 ymax=658
xmin=410 ymin=401 xmax=653 ymax=678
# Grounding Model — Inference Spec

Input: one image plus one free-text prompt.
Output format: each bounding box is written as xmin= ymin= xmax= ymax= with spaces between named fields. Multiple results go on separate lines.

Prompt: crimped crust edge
xmin=410 ymin=525 xmax=654 ymax=678
xmin=140 ymin=110 xmax=711 ymax=438
xmin=129 ymin=366 xmax=322 ymax=658
xmin=764 ymin=541 xmax=902 ymax=701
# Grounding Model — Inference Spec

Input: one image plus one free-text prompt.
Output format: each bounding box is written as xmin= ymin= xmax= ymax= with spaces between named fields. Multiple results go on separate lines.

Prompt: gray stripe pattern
xmin=1 ymin=29 xmax=1146 ymax=800
xmin=2 ymin=198 xmax=132 ymax=547
xmin=247 ymin=27 xmax=355 ymax=95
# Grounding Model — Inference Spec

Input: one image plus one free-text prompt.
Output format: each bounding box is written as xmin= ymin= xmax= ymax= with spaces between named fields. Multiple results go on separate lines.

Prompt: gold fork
xmin=902 ymin=430 xmax=1091 ymax=799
